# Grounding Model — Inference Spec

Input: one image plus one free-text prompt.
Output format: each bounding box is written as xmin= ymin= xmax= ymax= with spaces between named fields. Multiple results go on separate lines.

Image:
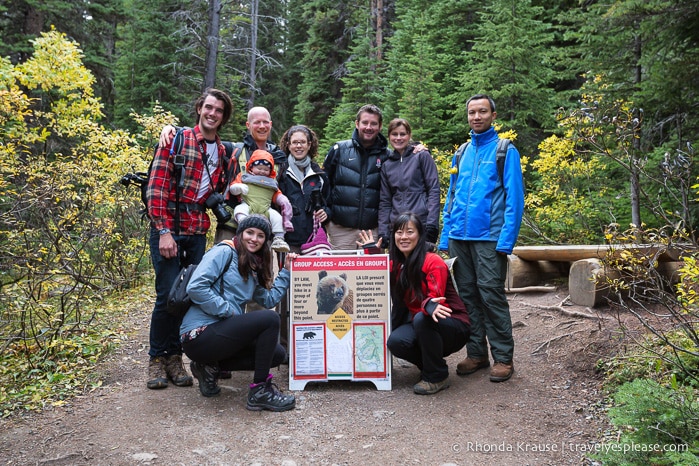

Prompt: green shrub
xmin=593 ymin=379 xmax=699 ymax=465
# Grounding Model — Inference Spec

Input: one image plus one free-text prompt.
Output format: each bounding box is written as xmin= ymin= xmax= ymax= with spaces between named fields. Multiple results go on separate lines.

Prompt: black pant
xmin=182 ymin=310 xmax=286 ymax=384
xmin=387 ymin=312 xmax=470 ymax=382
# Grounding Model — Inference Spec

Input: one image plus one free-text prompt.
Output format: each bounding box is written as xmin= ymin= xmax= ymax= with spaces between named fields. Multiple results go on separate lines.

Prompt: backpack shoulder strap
xmin=495 ymin=138 xmax=511 ymax=181
xmin=447 ymin=142 xmax=470 ymax=215
xmin=220 ymin=142 xmax=241 ymax=192
xmin=213 ymin=240 xmax=236 ymax=293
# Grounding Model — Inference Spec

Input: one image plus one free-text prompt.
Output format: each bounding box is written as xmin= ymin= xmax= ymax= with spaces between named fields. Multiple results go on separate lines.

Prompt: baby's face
xmin=251 ymin=164 xmax=271 ymax=176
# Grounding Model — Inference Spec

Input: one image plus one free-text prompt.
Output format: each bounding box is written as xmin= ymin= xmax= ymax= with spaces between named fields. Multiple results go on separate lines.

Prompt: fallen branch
xmin=519 ymin=296 xmax=610 ymax=320
xmin=532 ymin=330 xmax=586 ymax=354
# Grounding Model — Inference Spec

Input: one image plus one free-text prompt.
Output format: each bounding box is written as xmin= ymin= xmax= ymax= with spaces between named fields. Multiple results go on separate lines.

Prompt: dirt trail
xmin=0 ymin=289 xmax=617 ymax=465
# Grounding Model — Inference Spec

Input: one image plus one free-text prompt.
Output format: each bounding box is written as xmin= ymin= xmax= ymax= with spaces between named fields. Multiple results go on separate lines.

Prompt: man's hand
xmin=159 ymin=233 xmax=178 ymax=259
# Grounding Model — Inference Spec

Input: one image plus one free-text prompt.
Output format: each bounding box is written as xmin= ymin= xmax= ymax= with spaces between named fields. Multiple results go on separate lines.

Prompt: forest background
xmin=1 ymin=1 xmax=699 ymax=463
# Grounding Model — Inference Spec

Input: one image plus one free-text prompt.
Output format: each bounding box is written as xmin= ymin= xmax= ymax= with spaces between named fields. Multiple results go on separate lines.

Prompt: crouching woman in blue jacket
xmin=180 ymin=214 xmax=296 ymax=412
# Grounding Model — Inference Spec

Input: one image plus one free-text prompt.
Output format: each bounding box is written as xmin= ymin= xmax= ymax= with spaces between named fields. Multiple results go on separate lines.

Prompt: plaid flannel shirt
xmin=146 ymin=125 xmax=225 ymax=235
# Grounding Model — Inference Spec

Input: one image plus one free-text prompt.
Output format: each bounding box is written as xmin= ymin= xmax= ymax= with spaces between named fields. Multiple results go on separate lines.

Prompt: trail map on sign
xmin=354 ymin=323 xmax=386 ymax=376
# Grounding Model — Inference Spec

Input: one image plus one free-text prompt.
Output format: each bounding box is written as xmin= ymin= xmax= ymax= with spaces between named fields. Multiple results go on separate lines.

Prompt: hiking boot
xmin=147 ymin=356 xmax=168 ymax=389
xmin=456 ymin=357 xmax=490 ymax=376
xmin=164 ymin=354 xmax=193 ymax=387
xmin=190 ymin=361 xmax=221 ymax=397
xmin=413 ymin=377 xmax=450 ymax=395
xmin=271 ymin=236 xmax=290 ymax=253
xmin=247 ymin=375 xmax=296 ymax=412
xmin=490 ymin=361 xmax=514 ymax=382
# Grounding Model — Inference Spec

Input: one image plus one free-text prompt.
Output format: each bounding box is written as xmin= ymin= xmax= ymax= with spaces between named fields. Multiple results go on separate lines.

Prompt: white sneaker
xmin=271 ymin=236 xmax=290 ymax=253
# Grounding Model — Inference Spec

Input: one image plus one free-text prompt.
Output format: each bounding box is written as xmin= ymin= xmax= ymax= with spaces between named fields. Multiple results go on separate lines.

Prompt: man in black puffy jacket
xmin=323 ymin=104 xmax=390 ymax=250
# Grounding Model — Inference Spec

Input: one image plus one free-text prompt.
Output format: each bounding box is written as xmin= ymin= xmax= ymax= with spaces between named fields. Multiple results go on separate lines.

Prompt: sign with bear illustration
xmin=289 ymin=254 xmax=391 ymax=391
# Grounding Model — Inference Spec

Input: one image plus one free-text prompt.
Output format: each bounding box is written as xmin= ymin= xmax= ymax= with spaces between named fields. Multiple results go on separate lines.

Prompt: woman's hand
xmin=283 ymin=252 xmax=299 ymax=270
xmin=356 ymin=230 xmax=382 ymax=249
xmin=314 ymin=209 xmax=327 ymax=223
xmin=429 ymin=297 xmax=452 ymax=322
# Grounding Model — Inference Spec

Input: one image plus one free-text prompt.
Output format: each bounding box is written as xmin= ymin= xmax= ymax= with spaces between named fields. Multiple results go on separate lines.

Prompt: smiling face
xmin=246 ymin=108 xmax=272 ymax=146
xmin=389 ymin=124 xmax=411 ymax=154
xmin=355 ymin=111 xmax=382 ymax=148
xmin=394 ymin=220 xmax=420 ymax=258
xmin=241 ymin=227 xmax=266 ymax=253
xmin=288 ymin=131 xmax=310 ymax=159
xmin=250 ymin=164 xmax=272 ymax=176
xmin=467 ymin=98 xmax=497 ymax=134
xmin=197 ymin=95 xmax=225 ymax=138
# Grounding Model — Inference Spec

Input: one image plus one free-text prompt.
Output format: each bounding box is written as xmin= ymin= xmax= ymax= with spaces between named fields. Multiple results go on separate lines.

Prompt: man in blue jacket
xmin=439 ymin=94 xmax=524 ymax=382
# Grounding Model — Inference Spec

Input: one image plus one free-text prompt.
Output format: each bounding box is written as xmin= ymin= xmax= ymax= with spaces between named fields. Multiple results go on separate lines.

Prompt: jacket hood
xmin=246 ymin=149 xmax=277 ymax=178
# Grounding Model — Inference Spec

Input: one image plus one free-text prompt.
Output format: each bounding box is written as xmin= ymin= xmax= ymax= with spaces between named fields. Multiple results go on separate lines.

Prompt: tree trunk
xmin=375 ymin=0 xmax=383 ymax=60
xmin=248 ymin=0 xmax=259 ymax=107
xmin=630 ymin=32 xmax=642 ymax=227
xmin=203 ymin=0 xmax=222 ymax=91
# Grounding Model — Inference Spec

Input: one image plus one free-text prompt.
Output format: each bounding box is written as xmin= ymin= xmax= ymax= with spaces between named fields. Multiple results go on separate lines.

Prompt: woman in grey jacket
xmin=180 ymin=214 xmax=297 ymax=411
xmin=378 ymin=118 xmax=441 ymax=246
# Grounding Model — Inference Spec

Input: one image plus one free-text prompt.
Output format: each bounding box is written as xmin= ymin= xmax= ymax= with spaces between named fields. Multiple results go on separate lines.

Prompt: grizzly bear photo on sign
xmin=316 ymin=271 xmax=354 ymax=314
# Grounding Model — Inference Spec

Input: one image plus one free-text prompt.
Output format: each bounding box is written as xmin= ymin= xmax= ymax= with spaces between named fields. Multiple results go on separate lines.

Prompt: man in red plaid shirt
xmin=145 ymin=88 xmax=235 ymax=390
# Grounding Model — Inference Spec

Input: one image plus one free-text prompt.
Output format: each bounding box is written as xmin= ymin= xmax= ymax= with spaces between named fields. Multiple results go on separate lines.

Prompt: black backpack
xmin=166 ymin=240 xmax=236 ymax=318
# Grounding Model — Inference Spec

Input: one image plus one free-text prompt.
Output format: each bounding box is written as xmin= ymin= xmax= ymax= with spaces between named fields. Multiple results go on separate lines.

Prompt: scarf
xmin=287 ymin=154 xmax=311 ymax=183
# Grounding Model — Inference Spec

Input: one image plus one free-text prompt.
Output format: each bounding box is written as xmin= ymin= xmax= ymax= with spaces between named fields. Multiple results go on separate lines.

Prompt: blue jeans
xmin=448 ymin=239 xmax=514 ymax=363
xmin=148 ymin=227 xmax=206 ymax=358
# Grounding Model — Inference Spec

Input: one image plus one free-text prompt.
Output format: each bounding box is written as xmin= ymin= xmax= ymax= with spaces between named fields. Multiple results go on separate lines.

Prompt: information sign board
xmin=288 ymin=253 xmax=391 ymax=390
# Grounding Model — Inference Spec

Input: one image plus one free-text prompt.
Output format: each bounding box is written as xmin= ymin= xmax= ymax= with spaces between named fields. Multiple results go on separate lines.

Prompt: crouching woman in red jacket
xmin=359 ymin=212 xmax=471 ymax=395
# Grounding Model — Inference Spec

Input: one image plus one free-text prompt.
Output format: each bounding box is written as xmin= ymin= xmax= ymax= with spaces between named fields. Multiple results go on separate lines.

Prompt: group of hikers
xmin=143 ymin=88 xmax=525 ymax=412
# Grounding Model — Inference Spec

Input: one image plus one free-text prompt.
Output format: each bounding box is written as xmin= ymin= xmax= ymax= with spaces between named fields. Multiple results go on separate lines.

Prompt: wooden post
xmin=569 ymin=258 xmax=613 ymax=307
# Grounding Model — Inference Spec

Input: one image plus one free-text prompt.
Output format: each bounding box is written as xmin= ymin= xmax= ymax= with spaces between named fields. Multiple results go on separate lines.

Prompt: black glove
xmin=377 ymin=234 xmax=390 ymax=249
xmin=425 ymin=224 xmax=439 ymax=244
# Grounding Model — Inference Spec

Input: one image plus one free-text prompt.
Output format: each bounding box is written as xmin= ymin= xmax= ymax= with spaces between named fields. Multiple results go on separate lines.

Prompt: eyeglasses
xmin=290 ymin=140 xmax=308 ymax=146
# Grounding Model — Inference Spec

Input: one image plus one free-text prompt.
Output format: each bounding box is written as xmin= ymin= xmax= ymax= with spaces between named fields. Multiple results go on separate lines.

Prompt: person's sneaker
xmin=190 ymin=361 xmax=221 ymax=397
xmin=246 ymin=375 xmax=296 ymax=412
xmin=456 ymin=357 xmax=490 ymax=376
xmin=413 ymin=377 xmax=450 ymax=395
xmin=164 ymin=354 xmax=193 ymax=387
xmin=147 ymin=356 xmax=168 ymax=389
xmin=271 ymin=236 xmax=290 ymax=253
xmin=490 ymin=361 xmax=514 ymax=382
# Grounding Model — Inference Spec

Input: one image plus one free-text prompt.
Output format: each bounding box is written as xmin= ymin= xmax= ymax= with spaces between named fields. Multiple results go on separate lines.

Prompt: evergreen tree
xmin=113 ymin=0 xmax=198 ymax=130
xmin=383 ymin=3 xmax=443 ymax=147
xmin=293 ymin=0 xmax=357 ymax=141
xmin=458 ymin=0 xmax=555 ymax=154
xmin=384 ymin=0 xmax=483 ymax=147
xmin=253 ymin=0 xmax=293 ymax=139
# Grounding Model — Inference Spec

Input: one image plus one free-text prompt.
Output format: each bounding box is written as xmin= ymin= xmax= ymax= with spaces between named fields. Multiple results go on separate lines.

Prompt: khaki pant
xmin=326 ymin=221 xmax=377 ymax=251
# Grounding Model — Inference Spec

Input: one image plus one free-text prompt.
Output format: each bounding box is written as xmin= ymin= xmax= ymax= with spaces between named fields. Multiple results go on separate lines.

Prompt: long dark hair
xmin=234 ymin=232 xmax=273 ymax=289
xmin=389 ymin=213 xmax=428 ymax=303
